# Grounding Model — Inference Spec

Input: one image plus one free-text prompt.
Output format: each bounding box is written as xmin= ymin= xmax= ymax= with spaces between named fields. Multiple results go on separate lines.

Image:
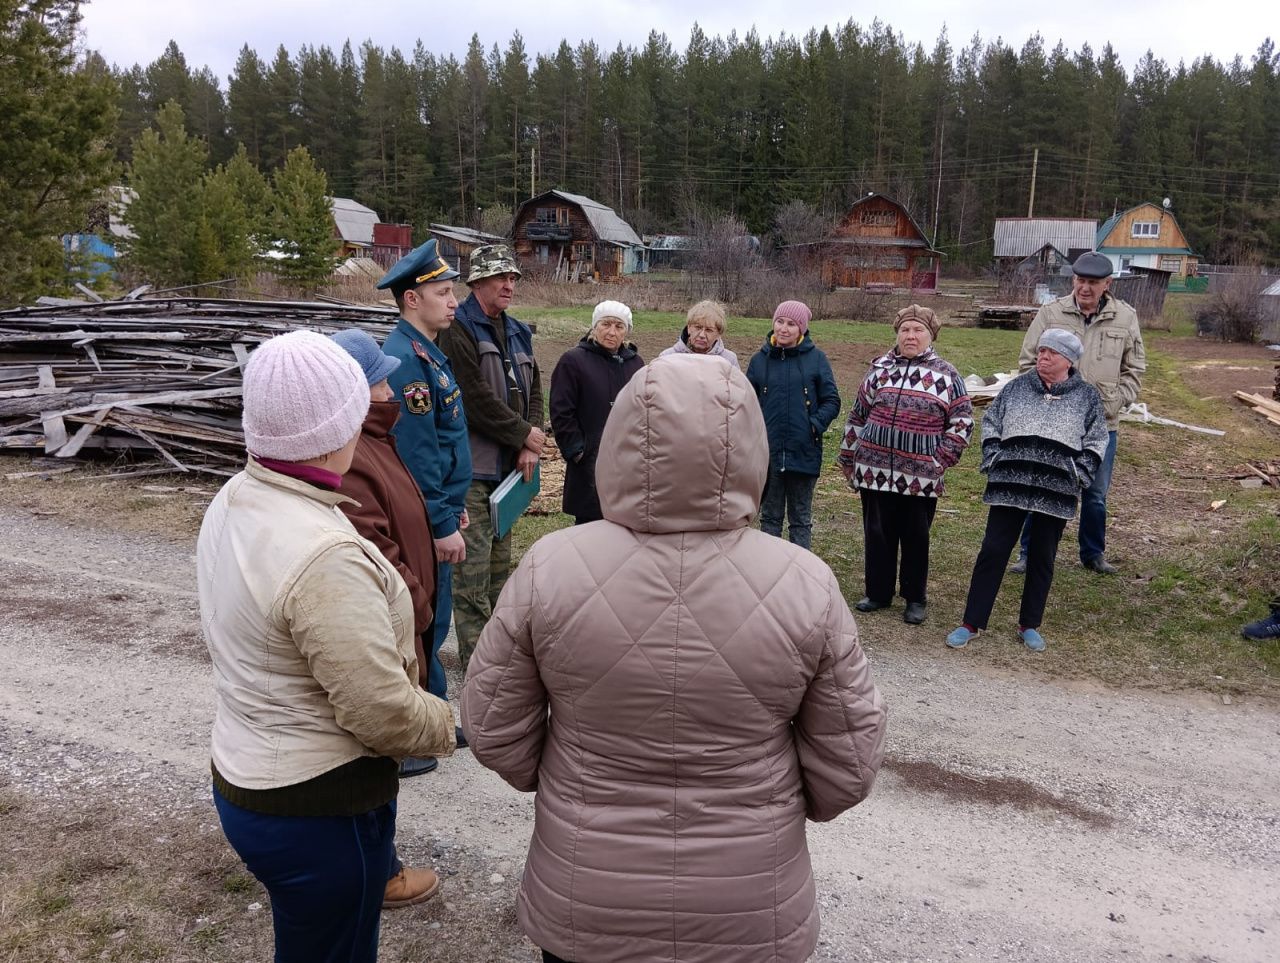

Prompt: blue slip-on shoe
xmin=946 ymin=626 xmax=975 ymax=649
xmin=1241 ymin=611 xmax=1280 ymax=642
xmin=1019 ymin=627 xmax=1046 ymax=652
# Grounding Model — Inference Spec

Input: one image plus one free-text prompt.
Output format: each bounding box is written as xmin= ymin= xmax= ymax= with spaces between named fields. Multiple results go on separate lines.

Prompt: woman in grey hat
xmin=946 ymin=328 xmax=1109 ymax=652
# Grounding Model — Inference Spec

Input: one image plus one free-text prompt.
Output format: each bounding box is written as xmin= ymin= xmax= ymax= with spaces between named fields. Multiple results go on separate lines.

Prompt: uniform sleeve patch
xmin=403 ymin=381 xmax=432 ymax=414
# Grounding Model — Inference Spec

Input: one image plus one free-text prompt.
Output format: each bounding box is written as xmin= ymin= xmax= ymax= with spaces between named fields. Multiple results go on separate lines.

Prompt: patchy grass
xmin=3 ymin=320 xmax=1278 ymax=696
xmin=0 ymin=777 xmax=536 ymax=963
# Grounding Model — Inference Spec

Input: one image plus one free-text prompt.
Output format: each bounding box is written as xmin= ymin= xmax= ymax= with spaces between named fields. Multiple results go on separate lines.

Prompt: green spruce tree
xmin=271 ymin=146 xmax=335 ymax=289
xmin=0 ymin=0 xmax=118 ymax=305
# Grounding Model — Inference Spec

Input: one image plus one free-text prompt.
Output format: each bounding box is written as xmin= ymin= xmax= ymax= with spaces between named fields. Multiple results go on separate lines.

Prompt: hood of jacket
xmin=758 ymin=331 xmax=816 ymax=358
xmin=595 ymin=354 xmax=767 ymax=534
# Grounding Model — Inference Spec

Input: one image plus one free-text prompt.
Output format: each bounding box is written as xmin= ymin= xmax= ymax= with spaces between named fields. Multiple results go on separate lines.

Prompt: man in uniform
xmin=378 ymin=239 xmax=472 ymax=735
xmin=1012 ymin=251 xmax=1146 ymax=575
xmin=436 ymin=244 xmax=543 ymax=674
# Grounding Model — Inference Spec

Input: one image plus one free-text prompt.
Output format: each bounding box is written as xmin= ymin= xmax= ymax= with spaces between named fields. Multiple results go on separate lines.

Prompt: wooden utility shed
xmin=512 ymin=190 xmax=646 ymax=279
xmin=807 ymin=194 xmax=942 ymax=291
xmin=427 ymin=224 xmax=505 ymax=278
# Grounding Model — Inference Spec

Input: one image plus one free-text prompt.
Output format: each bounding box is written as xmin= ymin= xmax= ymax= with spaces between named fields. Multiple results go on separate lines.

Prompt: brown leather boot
xmin=383 ymin=866 xmax=441 ymax=909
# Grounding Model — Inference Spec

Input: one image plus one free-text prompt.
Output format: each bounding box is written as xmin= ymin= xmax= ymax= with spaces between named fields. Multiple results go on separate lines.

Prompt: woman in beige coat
xmin=462 ymin=354 xmax=887 ymax=963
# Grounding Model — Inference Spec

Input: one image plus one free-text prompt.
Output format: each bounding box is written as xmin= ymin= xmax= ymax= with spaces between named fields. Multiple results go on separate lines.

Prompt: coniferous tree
xmin=271 ymin=145 xmax=335 ymax=288
xmin=0 ymin=0 xmax=118 ymax=305
xmin=122 ymin=102 xmax=213 ymax=285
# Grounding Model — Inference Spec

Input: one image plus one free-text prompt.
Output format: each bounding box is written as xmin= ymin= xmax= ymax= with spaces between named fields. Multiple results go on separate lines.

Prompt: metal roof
xmin=428 ymin=223 xmax=506 ymax=246
xmin=993 ymin=218 xmax=1097 ymax=258
xmin=528 ymin=190 xmax=643 ymax=247
xmin=331 ymin=197 xmax=379 ymax=246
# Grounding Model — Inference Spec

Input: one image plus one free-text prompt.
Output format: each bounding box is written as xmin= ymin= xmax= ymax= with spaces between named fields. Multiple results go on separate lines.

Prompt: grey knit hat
xmin=1037 ymin=328 xmax=1084 ymax=364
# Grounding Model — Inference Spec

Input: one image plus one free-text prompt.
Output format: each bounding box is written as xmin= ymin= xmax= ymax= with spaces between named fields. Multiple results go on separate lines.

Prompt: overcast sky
xmin=81 ymin=0 xmax=1272 ymax=80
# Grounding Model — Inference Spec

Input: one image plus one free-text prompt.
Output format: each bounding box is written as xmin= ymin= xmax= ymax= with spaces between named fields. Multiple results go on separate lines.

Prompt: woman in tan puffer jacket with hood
xmin=462 ymin=354 xmax=887 ymax=963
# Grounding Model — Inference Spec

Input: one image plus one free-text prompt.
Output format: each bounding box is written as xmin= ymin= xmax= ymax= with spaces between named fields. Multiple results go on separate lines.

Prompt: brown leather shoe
xmin=383 ymin=866 xmax=441 ymax=909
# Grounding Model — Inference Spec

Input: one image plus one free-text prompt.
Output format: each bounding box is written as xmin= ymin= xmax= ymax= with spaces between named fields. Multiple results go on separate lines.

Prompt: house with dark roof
xmin=795 ymin=193 xmax=941 ymax=291
xmin=1096 ymin=202 xmax=1199 ymax=282
xmin=427 ymin=223 xmax=506 ymax=277
xmin=512 ymin=190 xmax=647 ymax=278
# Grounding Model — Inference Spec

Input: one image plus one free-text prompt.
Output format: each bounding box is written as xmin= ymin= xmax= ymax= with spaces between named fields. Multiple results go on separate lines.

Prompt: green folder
xmin=489 ymin=464 xmax=541 ymax=539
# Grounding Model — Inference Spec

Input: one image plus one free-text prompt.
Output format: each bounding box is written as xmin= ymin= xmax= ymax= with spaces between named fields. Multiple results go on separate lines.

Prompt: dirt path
xmin=1 ymin=505 xmax=1277 ymax=962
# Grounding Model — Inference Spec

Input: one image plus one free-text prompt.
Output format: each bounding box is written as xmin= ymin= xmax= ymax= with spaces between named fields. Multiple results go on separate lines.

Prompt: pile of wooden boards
xmin=0 ymin=297 xmax=398 ymax=477
xmin=1234 ymin=389 xmax=1280 ymax=428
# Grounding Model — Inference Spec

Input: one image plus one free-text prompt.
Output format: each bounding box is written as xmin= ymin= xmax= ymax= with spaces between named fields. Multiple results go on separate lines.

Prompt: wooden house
xmin=1096 ymin=202 xmax=1199 ymax=281
xmin=804 ymin=194 xmax=941 ymax=291
xmin=331 ymin=197 xmax=380 ymax=258
xmin=993 ymin=218 xmax=1096 ymax=266
xmin=427 ymin=224 xmax=506 ymax=278
xmin=512 ymin=190 xmax=646 ymax=279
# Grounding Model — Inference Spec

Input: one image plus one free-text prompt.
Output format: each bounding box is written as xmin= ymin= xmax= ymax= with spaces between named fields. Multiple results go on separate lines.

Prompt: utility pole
xmin=932 ymin=122 xmax=945 ymax=244
xmin=1027 ymin=147 xmax=1039 ymax=218
xmin=530 ymin=147 xmax=536 ymax=199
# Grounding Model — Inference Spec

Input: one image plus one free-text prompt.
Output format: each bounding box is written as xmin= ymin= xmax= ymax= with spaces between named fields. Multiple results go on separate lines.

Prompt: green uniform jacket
xmin=1018 ymin=293 xmax=1146 ymax=430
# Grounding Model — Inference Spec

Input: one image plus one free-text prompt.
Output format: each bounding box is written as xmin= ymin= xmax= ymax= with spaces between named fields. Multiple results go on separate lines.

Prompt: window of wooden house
xmin=573 ymin=242 xmax=593 ymax=261
xmin=1159 ymin=255 xmax=1182 ymax=273
xmin=534 ymin=208 xmax=557 ymax=224
xmin=556 ymin=207 xmax=570 ymax=224
xmin=1131 ymin=221 xmax=1160 ymax=238
xmin=856 ymin=210 xmax=896 ymax=227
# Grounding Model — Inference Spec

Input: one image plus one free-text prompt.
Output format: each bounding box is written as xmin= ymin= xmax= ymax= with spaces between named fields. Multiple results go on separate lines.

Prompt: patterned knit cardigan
xmin=979 ymin=368 xmax=1109 ymax=520
xmin=837 ymin=347 xmax=974 ymax=497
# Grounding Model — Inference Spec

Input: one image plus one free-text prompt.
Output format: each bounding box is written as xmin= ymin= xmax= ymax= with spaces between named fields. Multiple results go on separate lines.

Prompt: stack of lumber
xmin=0 ymin=297 xmax=398 ymax=476
xmin=1234 ymin=390 xmax=1280 ymax=428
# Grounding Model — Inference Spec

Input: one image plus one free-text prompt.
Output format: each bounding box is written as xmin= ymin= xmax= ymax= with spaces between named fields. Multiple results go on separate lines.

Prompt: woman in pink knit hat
xmin=745 ymin=300 xmax=841 ymax=550
xmin=197 ymin=330 xmax=456 ymax=962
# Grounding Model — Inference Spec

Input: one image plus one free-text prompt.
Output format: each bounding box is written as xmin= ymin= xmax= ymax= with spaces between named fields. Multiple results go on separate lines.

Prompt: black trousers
xmin=860 ymin=489 xmax=938 ymax=604
xmin=963 ymin=505 xmax=1067 ymax=631
xmin=543 ymin=952 xmax=573 ymax=963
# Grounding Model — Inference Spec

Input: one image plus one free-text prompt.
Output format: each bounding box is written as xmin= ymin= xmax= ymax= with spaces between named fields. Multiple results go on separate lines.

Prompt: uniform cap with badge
xmin=377 ymin=238 xmax=460 ymax=297
xmin=466 ymin=244 xmax=522 ymax=285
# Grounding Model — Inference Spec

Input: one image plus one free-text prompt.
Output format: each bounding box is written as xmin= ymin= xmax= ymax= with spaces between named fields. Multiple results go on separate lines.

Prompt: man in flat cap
xmin=1013 ymin=251 xmax=1146 ymax=575
xmin=377 ymin=238 xmax=472 ymax=729
xmin=437 ymin=244 xmax=544 ymax=675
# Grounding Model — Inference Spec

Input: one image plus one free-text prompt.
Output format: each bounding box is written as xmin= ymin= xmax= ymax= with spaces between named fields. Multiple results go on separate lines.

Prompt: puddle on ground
xmin=885 ymin=754 xmax=1114 ymax=827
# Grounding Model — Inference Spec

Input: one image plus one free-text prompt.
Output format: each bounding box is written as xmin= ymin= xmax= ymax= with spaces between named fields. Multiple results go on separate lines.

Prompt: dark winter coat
xmin=549 ymin=336 xmax=645 ymax=521
xmin=745 ymin=333 xmax=841 ymax=477
xmin=980 ymin=368 xmax=1110 ymax=520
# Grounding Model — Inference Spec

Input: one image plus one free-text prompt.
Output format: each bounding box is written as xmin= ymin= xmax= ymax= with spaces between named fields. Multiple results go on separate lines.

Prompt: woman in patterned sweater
xmin=837 ymin=305 xmax=973 ymax=625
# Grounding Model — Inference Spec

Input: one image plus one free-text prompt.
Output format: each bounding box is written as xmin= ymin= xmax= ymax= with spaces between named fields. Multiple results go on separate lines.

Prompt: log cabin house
xmin=512 ymin=190 xmax=647 ymax=279
xmin=800 ymin=194 xmax=941 ymax=291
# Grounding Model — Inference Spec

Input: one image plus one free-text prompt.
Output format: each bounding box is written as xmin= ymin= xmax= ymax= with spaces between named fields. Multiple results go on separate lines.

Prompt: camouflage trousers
xmin=453 ymin=479 xmax=512 ymax=673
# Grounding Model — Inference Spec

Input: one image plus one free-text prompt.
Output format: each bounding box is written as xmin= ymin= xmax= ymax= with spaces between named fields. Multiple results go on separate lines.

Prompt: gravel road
xmin=1 ymin=505 xmax=1276 ymax=962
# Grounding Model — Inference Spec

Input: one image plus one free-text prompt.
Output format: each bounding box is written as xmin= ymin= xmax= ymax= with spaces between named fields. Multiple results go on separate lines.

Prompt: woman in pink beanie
xmin=745 ymin=300 xmax=841 ymax=550
xmin=197 ymin=330 xmax=456 ymax=963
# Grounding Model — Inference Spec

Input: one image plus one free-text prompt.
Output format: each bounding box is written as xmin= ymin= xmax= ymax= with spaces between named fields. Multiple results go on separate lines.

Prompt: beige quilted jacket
xmin=462 ymin=355 xmax=886 ymax=963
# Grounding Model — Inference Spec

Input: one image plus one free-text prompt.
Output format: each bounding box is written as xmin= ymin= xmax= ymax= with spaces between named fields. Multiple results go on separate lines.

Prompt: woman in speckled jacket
xmin=946 ymin=328 xmax=1109 ymax=654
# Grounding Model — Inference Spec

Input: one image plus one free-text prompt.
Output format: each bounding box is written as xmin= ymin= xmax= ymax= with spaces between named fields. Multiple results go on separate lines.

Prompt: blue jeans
xmin=1020 ymin=430 xmax=1118 ymax=563
xmin=213 ymin=788 xmax=395 ymax=963
xmin=760 ymin=468 xmax=818 ymax=550
xmin=427 ymin=561 xmax=452 ymax=699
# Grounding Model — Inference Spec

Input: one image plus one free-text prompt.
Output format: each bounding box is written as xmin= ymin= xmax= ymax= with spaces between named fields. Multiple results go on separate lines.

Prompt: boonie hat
xmin=466 ymin=244 xmax=522 ymax=284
